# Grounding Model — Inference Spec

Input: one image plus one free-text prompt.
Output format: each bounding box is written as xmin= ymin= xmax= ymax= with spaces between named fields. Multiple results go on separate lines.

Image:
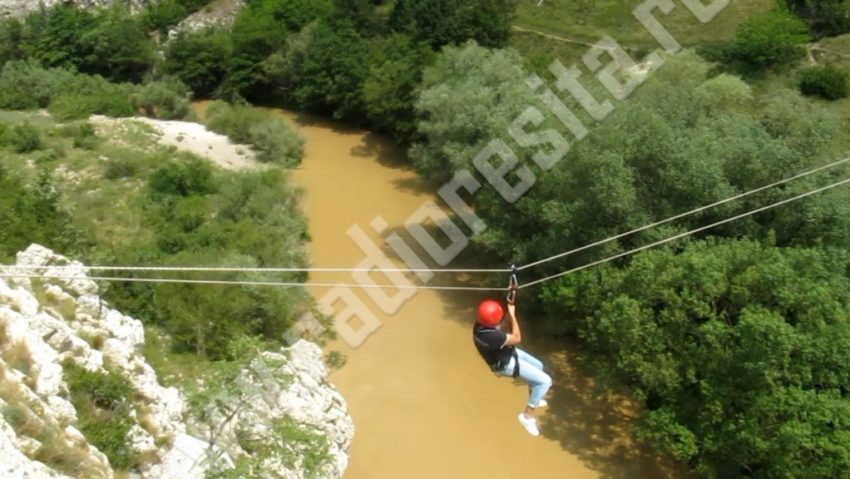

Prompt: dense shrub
xmin=162 ymin=28 xmax=231 ymax=97
xmin=280 ymin=17 xmax=370 ymax=120
xmin=148 ymin=156 xmax=216 ymax=196
xmin=727 ymin=9 xmax=809 ymax=70
xmin=786 ymin=0 xmax=850 ymax=37
xmin=141 ymin=0 xmax=212 ymax=32
xmin=0 ymin=168 xmax=85 ymax=267
xmin=389 ymin=0 xmax=516 ymax=49
xmin=132 ymin=78 xmax=191 ymax=119
xmin=0 ymin=17 xmax=24 ymax=65
xmin=63 ymin=361 xmax=137 ymax=470
xmin=204 ymin=101 xmax=303 ymax=165
xmin=48 ymin=91 xmax=136 ymax=120
xmin=2 ymin=122 xmax=43 ymax=153
xmin=23 ymin=4 xmax=153 ymax=83
xmin=103 ymin=159 xmax=138 ymax=180
xmin=799 ymin=64 xmax=849 ymax=99
xmin=543 ymin=240 xmax=850 ymax=477
xmin=0 ymin=61 xmax=75 ymax=110
xmin=361 ymin=34 xmax=434 ymax=143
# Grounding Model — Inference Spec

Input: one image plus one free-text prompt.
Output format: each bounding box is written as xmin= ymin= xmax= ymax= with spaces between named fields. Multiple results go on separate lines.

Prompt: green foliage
xmin=135 ymin=165 xmax=310 ymax=357
xmin=799 ymin=64 xmax=850 ymax=99
xmin=132 ymin=78 xmax=191 ymax=120
xmin=361 ymin=34 xmax=434 ymax=142
xmin=162 ymin=28 xmax=232 ymax=97
xmin=203 ymin=101 xmax=303 ymax=165
xmin=22 ymin=4 xmax=97 ymax=72
xmin=389 ymin=0 xmax=517 ymax=49
xmin=142 ymin=0 xmax=212 ymax=32
xmin=414 ymin=50 xmax=849 ymax=273
xmin=103 ymin=159 xmax=138 ymax=180
xmin=0 ymin=61 xmax=75 ymax=110
xmin=251 ymin=0 xmax=332 ymax=32
xmin=23 ymin=4 xmax=153 ymax=83
xmin=0 ymin=62 xmax=190 ymax=120
xmin=727 ymin=9 xmax=809 ymax=70
xmin=0 ymin=168 xmax=85 ymax=258
xmin=63 ymin=121 xmax=98 ymax=149
xmin=80 ymin=5 xmax=153 ymax=83
xmin=225 ymin=5 xmax=288 ymax=98
xmin=278 ymin=17 xmax=369 ymax=120
xmin=542 ymin=239 xmax=850 ymax=477
xmin=2 ymin=122 xmax=43 ymax=153
xmin=148 ymin=156 xmax=215 ymax=197
xmin=324 ymin=351 xmax=347 ymax=370
xmin=63 ymin=361 xmax=138 ymax=470
xmin=411 ymin=42 xmax=538 ymax=183
xmin=0 ymin=17 xmax=24 ymax=65
xmin=786 ymin=0 xmax=850 ymax=37
xmin=48 ymin=89 xmax=136 ymax=121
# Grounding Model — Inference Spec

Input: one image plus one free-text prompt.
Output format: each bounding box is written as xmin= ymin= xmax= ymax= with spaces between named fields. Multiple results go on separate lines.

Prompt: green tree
xmin=727 ymin=9 xmax=809 ymax=70
xmin=0 ymin=17 xmax=24 ymax=65
xmin=542 ymin=239 xmax=850 ymax=477
xmin=786 ymin=0 xmax=850 ymax=36
xmin=132 ymin=78 xmax=191 ymax=119
xmin=361 ymin=34 xmax=434 ymax=143
xmin=389 ymin=0 xmax=516 ymax=48
xmin=252 ymin=0 xmax=333 ymax=32
xmin=163 ymin=28 xmax=231 ymax=97
xmin=410 ymin=42 xmax=540 ymax=182
xmin=225 ymin=5 xmax=287 ymax=98
xmin=799 ymin=64 xmax=849 ymax=100
xmin=281 ymin=17 xmax=370 ymax=120
xmin=22 ymin=4 xmax=97 ymax=71
xmin=81 ymin=5 xmax=153 ymax=83
xmin=414 ymin=50 xmax=849 ymax=272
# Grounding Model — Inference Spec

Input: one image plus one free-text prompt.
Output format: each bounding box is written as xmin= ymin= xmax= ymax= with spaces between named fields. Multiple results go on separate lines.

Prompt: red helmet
xmin=477 ymin=300 xmax=504 ymax=327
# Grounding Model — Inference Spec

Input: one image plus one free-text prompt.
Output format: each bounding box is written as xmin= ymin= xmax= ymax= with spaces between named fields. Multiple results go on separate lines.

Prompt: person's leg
xmin=515 ymin=348 xmax=545 ymax=371
xmin=517 ymin=359 xmax=552 ymax=417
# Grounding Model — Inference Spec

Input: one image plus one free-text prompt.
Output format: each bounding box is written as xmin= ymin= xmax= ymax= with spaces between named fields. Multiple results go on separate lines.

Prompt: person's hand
xmin=507 ymin=302 xmax=516 ymax=318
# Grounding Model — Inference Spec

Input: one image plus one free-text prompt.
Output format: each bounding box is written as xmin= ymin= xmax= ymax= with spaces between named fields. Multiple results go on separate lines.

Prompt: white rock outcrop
xmin=0 ymin=0 xmax=151 ymax=19
xmin=168 ymin=0 xmax=246 ymax=39
xmin=0 ymin=244 xmax=353 ymax=478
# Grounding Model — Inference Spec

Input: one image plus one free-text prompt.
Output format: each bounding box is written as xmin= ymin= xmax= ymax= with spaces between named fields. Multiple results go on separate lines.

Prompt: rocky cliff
xmin=0 ymin=1 xmax=151 ymax=18
xmin=0 ymin=244 xmax=353 ymax=478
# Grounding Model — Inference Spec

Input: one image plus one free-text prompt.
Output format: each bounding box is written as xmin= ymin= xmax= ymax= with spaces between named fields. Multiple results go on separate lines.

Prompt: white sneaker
xmin=518 ymin=413 xmax=540 ymax=437
xmin=536 ymin=399 xmax=548 ymax=408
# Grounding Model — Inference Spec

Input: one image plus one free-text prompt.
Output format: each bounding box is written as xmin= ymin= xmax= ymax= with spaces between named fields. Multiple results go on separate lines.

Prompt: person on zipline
xmin=472 ymin=298 xmax=552 ymax=436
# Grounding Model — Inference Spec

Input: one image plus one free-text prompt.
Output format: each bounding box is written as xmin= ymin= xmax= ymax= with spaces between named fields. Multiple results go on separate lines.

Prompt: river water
xmin=283 ymin=110 xmax=686 ymax=479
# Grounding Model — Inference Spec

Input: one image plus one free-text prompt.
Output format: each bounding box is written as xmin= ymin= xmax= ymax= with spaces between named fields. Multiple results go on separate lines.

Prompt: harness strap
xmin=511 ymin=349 xmax=520 ymax=379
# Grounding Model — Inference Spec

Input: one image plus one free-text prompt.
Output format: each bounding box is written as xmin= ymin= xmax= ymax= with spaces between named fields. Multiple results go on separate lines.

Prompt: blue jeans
xmin=498 ymin=348 xmax=552 ymax=408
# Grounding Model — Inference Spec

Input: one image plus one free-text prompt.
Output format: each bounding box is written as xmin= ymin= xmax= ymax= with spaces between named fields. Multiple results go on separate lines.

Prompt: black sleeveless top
xmin=472 ymin=323 xmax=515 ymax=370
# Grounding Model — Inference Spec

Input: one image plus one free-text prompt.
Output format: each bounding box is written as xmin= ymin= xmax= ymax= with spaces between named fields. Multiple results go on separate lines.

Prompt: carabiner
xmin=506 ymin=264 xmax=518 ymax=305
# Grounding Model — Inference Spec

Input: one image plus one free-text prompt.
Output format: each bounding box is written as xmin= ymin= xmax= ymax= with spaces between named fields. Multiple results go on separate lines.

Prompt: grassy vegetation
xmin=208 ymin=417 xmax=332 ymax=479
xmin=63 ymin=360 xmax=139 ymax=470
xmin=0 ymin=110 xmax=316 ymax=359
xmin=0 ymin=365 xmax=108 ymax=477
xmin=512 ymin=0 xmax=773 ymax=54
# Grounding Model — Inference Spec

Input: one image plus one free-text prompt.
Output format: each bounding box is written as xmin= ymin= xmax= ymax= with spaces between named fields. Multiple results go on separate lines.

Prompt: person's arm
xmin=504 ymin=303 xmax=522 ymax=346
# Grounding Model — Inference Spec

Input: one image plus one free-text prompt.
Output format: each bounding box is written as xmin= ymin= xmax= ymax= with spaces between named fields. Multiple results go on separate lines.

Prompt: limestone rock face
xmin=168 ymin=0 xmax=246 ymax=39
xmin=0 ymin=0 xmax=151 ymax=19
xmin=0 ymin=244 xmax=353 ymax=478
xmin=189 ymin=342 xmax=355 ymax=478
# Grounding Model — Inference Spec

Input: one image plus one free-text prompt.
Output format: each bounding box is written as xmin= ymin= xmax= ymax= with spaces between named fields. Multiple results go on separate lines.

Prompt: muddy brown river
xmin=283 ymin=110 xmax=687 ymax=479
